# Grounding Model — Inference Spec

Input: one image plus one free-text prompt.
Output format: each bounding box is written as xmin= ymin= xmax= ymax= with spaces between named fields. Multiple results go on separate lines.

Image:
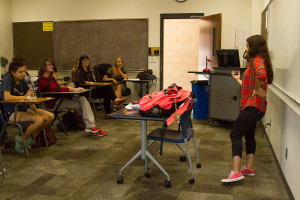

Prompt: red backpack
xmin=139 ymin=83 xmax=194 ymax=126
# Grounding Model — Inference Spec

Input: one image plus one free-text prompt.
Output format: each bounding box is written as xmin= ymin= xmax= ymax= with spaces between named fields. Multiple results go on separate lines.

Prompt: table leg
xmin=139 ymin=82 xmax=143 ymax=99
xmin=141 ymin=120 xmax=147 ymax=160
xmin=146 ymin=82 xmax=149 ymax=95
xmin=118 ymin=119 xmax=170 ymax=183
xmin=50 ymin=97 xmax=68 ymax=136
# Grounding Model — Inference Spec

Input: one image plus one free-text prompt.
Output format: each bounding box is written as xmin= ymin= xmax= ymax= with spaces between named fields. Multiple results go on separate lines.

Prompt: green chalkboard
xmin=13 ymin=22 xmax=54 ymax=69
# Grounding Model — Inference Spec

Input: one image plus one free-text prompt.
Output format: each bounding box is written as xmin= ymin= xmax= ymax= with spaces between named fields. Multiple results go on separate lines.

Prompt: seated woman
xmin=37 ymin=58 xmax=107 ymax=136
xmin=75 ymin=55 xmax=125 ymax=117
xmin=1 ymin=58 xmax=54 ymax=153
xmin=103 ymin=57 xmax=128 ymax=107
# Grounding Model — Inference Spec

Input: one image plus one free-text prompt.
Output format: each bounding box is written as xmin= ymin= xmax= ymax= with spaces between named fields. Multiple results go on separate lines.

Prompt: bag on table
xmin=139 ymin=83 xmax=194 ymax=126
xmin=137 ymin=69 xmax=157 ymax=80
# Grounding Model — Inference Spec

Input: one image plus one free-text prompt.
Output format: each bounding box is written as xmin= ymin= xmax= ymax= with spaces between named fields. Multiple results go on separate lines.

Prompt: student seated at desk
xmin=1 ymin=58 xmax=54 ymax=153
xmin=75 ymin=55 xmax=126 ymax=118
xmin=103 ymin=57 xmax=127 ymax=105
xmin=37 ymin=58 xmax=107 ymax=136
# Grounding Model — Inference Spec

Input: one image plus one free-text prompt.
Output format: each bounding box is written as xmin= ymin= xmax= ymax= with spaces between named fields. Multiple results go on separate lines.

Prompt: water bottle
xmin=25 ymin=76 xmax=37 ymax=98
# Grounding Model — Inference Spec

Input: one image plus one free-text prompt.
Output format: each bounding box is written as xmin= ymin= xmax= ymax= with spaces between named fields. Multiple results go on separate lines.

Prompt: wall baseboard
xmin=258 ymin=121 xmax=295 ymax=200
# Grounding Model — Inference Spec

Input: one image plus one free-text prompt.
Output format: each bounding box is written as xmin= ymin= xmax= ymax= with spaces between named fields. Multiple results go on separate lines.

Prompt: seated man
xmin=37 ymin=58 xmax=107 ymax=136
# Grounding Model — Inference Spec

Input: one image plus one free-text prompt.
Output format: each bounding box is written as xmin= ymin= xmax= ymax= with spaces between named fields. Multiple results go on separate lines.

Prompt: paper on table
xmin=126 ymin=78 xmax=140 ymax=81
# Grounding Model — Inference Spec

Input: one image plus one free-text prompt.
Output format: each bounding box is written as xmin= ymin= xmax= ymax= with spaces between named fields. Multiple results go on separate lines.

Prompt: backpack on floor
xmin=34 ymin=126 xmax=56 ymax=148
xmin=139 ymin=83 xmax=194 ymax=126
xmin=57 ymin=111 xmax=85 ymax=132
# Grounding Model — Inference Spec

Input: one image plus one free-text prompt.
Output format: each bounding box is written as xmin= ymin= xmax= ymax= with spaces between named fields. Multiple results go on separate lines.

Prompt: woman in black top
xmin=75 ymin=55 xmax=125 ymax=117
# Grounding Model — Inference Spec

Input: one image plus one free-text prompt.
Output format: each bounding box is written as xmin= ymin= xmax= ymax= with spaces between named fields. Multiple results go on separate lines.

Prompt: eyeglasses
xmin=46 ymin=63 xmax=53 ymax=66
xmin=82 ymin=59 xmax=89 ymax=62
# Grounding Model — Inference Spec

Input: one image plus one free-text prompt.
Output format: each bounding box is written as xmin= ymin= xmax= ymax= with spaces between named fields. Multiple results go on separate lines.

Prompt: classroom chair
xmin=63 ymin=76 xmax=70 ymax=82
xmin=32 ymin=81 xmax=68 ymax=136
xmin=145 ymin=100 xmax=201 ymax=187
xmin=0 ymin=104 xmax=42 ymax=157
xmin=0 ymin=142 xmax=5 ymax=182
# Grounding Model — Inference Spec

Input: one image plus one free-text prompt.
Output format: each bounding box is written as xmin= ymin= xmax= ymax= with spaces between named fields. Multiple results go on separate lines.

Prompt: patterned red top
xmin=37 ymin=76 xmax=70 ymax=108
xmin=240 ymin=56 xmax=268 ymax=113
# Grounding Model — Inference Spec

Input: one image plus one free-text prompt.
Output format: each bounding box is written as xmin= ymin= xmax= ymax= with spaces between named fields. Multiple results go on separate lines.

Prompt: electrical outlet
xmin=285 ymin=148 xmax=288 ymax=160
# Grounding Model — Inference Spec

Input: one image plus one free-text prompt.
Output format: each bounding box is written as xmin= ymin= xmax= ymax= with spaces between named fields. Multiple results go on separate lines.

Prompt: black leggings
xmin=91 ymin=86 xmax=116 ymax=114
xmin=230 ymin=106 xmax=265 ymax=158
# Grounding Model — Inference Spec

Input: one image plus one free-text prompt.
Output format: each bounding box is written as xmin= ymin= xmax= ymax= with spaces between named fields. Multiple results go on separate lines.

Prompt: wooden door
xmin=198 ymin=14 xmax=222 ymax=70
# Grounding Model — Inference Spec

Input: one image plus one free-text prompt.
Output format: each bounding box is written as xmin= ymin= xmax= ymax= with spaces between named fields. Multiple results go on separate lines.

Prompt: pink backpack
xmin=139 ymin=83 xmax=194 ymax=126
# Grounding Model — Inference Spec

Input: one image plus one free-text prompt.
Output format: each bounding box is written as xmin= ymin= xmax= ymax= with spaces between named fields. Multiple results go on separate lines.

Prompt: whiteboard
xmin=268 ymin=0 xmax=300 ymax=104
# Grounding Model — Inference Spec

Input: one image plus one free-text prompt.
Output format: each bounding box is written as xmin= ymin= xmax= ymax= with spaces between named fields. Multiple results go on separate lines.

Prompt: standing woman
xmin=1 ymin=58 xmax=54 ymax=153
xmin=221 ymin=35 xmax=274 ymax=183
xmin=103 ymin=57 xmax=128 ymax=101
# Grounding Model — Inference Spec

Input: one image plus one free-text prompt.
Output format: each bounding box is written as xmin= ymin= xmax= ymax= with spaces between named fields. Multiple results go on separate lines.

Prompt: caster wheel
xmin=117 ymin=175 xmax=123 ymax=184
xmin=197 ymin=163 xmax=201 ymax=168
xmin=180 ymin=156 xmax=186 ymax=162
xmin=189 ymin=178 xmax=195 ymax=184
xmin=145 ymin=173 xmax=150 ymax=178
xmin=165 ymin=180 xmax=171 ymax=188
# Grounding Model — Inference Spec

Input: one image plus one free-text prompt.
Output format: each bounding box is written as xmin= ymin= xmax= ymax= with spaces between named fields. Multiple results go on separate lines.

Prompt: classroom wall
xmin=0 ymin=0 xmax=298 ymax=198
xmin=0 ymin=0 xmax=13 ymax=77
xmin=11 ymin=0 xmax=252 ymax=101
xmin=256 ymin=0 xmax=300 ymax=199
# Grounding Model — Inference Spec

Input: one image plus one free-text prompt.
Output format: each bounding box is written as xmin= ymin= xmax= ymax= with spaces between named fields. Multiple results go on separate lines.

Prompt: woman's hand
xmin=253 ymin=79 xmax=266 ymax=98
xmin=252 ymin=87 xmax=266 ymax=98
xmin=112 ymin=79 xmax=118 ymax=85
xmin=118 ymin=65 xmax=123 ymax=72
xmin=25 ymin=88 xmax=35 ymax=98
xmin=67 ymin=86 xmax=84 ymax=92
xmin=231 ymin=70 xmax=240 ymax=80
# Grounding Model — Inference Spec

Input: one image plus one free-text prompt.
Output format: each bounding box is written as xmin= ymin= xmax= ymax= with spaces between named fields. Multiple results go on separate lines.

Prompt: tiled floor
xmin=0 ymin=111 xmax=292 ymax=200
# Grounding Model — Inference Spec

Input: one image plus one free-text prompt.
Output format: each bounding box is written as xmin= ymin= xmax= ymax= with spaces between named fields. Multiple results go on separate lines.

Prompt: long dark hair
xmin=7 ymin=58 xmax=26 ymax=75
xmin=78 ymin=55 xmax=90 ymax=71
xmin=38 ymin=58 xmax=54 ymax=77
xmin=247 ymin=35 xmax=274 ymax=84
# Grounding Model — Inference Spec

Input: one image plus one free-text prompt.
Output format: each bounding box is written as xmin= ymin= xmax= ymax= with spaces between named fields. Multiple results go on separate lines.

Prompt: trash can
xmin=191 ymin=80 xmax=209 ymax=119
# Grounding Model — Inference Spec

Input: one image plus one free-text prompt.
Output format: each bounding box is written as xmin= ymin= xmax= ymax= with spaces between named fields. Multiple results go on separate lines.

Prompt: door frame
xmin=160 ymin=13 xmax=204 ymax=90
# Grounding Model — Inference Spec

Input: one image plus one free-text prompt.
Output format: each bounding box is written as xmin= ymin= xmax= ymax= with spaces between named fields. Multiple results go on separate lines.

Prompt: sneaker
xmin=87 ymin=130 xmax=107 ymax=137
xmin=114 ymin=98 xmax=126 ymax=105
xmin=104 ymin=114 xmax=111 ymax=119
xmin=15 ymin=136 xmax=24 ymax=154
xmin=85 ymin=127 xmax=101 ymax=134
xmin=26 ymin=135 xmax=34 ymax=149
xmin=241 ymin=166 xmax=256 ymax=176
xmin=0 ymin=168 xmax=6 ymax=175
xmin=96 ymin=130 xmax=107 ymax=137
xmin=221 ymin=171 xmax=244 ymax=183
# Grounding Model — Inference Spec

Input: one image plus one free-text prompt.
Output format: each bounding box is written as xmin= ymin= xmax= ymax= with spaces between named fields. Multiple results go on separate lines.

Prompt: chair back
xmin=179 ymin=99 xmax=196 ymax=138
xmin=94 ymin=63 xmax=112 ymax=82
xmin=63 ymin=76 xmax=70 ymax=82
